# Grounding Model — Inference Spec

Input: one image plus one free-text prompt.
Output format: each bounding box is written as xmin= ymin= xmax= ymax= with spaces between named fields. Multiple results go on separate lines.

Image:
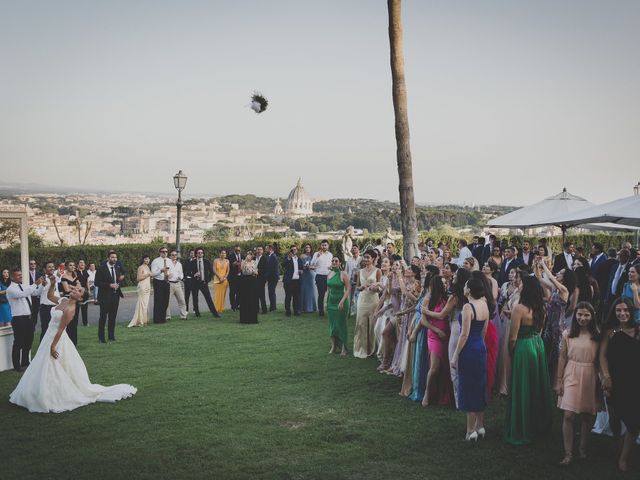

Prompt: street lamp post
xmin=173 ymin=170 xmax=188 ymax=258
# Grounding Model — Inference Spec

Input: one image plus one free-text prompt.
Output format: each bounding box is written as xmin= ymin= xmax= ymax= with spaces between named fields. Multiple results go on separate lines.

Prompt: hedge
xmin=0 ymin=233 xmax=634 ymax=286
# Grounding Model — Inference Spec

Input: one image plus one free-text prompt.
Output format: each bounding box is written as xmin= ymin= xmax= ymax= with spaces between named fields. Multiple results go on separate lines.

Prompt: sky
xmin=1 ymin=0 xmax=638 ymax=205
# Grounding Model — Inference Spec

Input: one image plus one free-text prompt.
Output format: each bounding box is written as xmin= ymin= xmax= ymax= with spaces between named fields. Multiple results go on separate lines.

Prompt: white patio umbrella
xmin=487 ymin=188 xmax=637 ymax=242
xmin=538 ymin=194 xmax=640 ymax=228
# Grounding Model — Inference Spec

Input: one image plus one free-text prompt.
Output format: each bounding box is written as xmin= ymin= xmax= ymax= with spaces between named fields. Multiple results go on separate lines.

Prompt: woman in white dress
xmin=128 ymin=255 xmax=152 ymax=328
xmin=10 ymin=277 xmax=137 ymax=413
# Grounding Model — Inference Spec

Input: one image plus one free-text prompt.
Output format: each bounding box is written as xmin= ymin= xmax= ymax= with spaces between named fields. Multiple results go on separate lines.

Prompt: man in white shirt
xmin=310 ymin=240 xmax=333 ymax=316
xmin=6 ymin=268 xmax=43 ymax=371
xmin=345 ymin=245 xmax=362 ymax=316
xmin=150 ymin=246 xmax=171 ymax=324
xmin=454 ymin=239 xmax=473 ymax=268
xmin=38 ymin=262 xmax=59 ymax=339
xmin=166 ymin=250 xmax=188 ymax=320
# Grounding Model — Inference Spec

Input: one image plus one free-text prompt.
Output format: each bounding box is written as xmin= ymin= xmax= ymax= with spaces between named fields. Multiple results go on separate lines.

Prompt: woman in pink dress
xmin=421 ymin=275 xmax=453 ymax=406
xmin=555 ymin=302 xmax=601 ymax=466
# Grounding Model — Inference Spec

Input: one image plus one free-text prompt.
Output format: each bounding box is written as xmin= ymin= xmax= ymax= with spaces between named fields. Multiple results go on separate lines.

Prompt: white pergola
xmin=0 ymin=209 xmax=30 ymax=371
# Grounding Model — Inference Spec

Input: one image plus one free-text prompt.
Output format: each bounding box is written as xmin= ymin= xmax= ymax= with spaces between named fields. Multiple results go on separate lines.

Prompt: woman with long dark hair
xmin=451 ymin=276 xmax=490 ymax=441
xmin=471 ymin=271 xmax=498 ymax=397
xmin=60 ymin=260 xmax=79 ymax=345
xmin=537 ymin=259 xmax=574 ymax=380
xmin=505 ymin=275 xmax=553 ymax=445
xmin=598 ymin=298 xmax=640 ymax=472
xmin=417 ymin=273 xmax=453 ymax=406
xmin=0 ymin=268 xmax=11 ymax=327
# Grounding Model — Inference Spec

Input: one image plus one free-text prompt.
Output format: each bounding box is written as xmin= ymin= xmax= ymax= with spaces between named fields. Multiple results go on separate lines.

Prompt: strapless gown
xmin=10 ymin=304 xmax=137 ymax=413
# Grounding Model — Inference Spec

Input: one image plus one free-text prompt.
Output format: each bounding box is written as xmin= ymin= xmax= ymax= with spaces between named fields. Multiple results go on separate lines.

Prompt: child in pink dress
xmin=555 ymin=301 xmax=601 ymax=466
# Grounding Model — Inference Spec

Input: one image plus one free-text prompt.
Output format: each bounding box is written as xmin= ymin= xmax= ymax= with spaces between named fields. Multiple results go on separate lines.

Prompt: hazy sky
xmin=1 ymin=0 xmax=638 ymax=205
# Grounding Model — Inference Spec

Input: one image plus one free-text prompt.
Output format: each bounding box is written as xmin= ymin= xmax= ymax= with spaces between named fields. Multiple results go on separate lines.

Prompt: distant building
xmin=285 ymin=178 xmax=313 ymax=216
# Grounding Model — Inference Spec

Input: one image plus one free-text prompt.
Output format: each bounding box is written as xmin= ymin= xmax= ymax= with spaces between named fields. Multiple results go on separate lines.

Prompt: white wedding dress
xmin=9 ymin=302 xmax=137 ymax=413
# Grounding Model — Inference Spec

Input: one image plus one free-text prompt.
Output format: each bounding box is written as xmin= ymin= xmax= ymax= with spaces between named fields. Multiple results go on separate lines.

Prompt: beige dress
xmin=557 ymin=330 xmax=600 ymax=414
xmin=128 ymin=266 xmax=151 ymax=327
xmin=353 ymin=268 xmax=380 ymax=358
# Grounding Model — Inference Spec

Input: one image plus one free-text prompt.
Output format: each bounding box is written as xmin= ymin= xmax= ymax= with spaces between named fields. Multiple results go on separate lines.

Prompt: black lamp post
xmin=173 ymin=170 xmax=187 ymax=258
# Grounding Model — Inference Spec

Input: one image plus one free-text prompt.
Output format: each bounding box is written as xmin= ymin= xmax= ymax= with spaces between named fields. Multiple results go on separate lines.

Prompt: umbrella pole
xmin=562 ymin=225 xmax=567 ymax=245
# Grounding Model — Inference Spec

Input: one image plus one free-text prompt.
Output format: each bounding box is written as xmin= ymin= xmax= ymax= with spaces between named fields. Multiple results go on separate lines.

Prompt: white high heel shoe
xmin=465 ymin=431 xmax=478 ymax=442
xmin=477 ymin=427 xmax=486 ymax=439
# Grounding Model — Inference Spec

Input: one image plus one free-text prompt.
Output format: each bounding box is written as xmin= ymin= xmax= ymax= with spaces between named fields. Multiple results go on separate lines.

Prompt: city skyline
xmin=1 ymin=1 xmax=639 ymax=205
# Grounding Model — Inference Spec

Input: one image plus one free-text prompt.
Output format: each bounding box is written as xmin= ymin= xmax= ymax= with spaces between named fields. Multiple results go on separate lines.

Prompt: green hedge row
xmin=0 ymin=233 xmax=634 ymax=286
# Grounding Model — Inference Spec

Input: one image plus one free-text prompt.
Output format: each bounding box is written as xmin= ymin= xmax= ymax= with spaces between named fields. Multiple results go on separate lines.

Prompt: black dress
xmin=239 ymin=263 xmax=258 ymax=324
xmin=608 ymin=329 xmax=640 ymax=434
xmin=60 ymin=276 xmax=79 ymax=345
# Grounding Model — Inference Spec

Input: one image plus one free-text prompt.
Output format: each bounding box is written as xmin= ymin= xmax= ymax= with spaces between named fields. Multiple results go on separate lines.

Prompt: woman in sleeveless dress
xmin=327 ymin=257 xmax=351 ymax=356
xmin=451 ymin=276 xmax=489 ymax=441
xmin=300 ymin=244 xmax=317 ymax=313
xmin=372 ymin=258 xmax=391 ymax=361
xmin=505 ymin=274 xmax=553 ymax=445
xmin=239 ymin=254 xmax=258 ymax=324
xmin=213 ymin=250 xmax=230 ymax=313
xmin=555 ymin=302 xmax=600 ymax=466
xmin=537 ymin=260 xmax=573 ymax=380
xmin=377 ymin=260 xmax=403 ymax=370
xmin=0 ymin=269 xmax=11 ymax=327
xmin=389 ymin=266 xmax=421 ymax=378
xmin=10 ymin=277 xmax=136 ymax=413
xmin=399 ymin=266 xmax=423 ymax=395
xmin=353 ymin=250 xmax=381 ymax=358
xmin=496 ymin=268 xmax=518 ymax=395
xmin=599 ymin=297 xmax=640 ymax=472
xmin=128 ymin=255 xmax=152 ymax=327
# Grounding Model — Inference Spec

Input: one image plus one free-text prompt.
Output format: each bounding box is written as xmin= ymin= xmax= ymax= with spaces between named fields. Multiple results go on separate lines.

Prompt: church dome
xmin=286 ymin=178 xmax=313 ymax=215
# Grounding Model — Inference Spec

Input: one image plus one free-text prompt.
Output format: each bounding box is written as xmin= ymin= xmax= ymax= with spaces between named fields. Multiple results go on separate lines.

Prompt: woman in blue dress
xmin=300 ymin=244 xmax=317 ymax=313
xmin=451 ymin=276 xmax=489 ymax=442
xmin=0 ymin=269 xmax=12 ymax=327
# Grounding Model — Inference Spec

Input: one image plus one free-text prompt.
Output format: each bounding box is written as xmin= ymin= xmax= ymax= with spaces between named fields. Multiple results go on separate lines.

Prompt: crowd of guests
xmin=2 ymin=235 xmax=640 ymax=469
xmin=327 ymin=236 xmax=640 ymax=471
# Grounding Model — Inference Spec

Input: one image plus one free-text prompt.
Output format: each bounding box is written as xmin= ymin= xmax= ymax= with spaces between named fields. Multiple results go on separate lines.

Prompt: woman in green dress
xmin=327 ymin=257 xmax=351 ymax=356
xmin=505 ymin=272 xmax=553 ymax=445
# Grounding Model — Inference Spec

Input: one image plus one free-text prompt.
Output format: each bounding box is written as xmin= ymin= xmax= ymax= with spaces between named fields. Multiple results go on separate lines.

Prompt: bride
xmin=10 ymin=276 xmax=137 ymax=413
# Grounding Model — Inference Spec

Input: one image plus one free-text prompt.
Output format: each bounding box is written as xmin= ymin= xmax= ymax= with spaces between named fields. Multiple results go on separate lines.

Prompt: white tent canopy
xmin=534 ymin=194 xmax=640 ymax=228
xmin=487 ymin=188 xmax=591 ymax=228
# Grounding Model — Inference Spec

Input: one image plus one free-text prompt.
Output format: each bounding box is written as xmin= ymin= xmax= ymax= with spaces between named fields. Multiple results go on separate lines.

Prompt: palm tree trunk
xmin=388 ymin=0 xmax=418 ymax=261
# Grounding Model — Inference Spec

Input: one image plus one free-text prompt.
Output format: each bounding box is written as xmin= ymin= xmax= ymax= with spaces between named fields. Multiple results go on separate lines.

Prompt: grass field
xmin=0 ymin=310 xmax=633 ymax=480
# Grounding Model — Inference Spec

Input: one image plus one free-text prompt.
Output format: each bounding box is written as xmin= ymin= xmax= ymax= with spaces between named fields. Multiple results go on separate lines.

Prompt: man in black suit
xmin=517 ymin=241 xmax=535 ymax=268
xmin=266 ymin=243 xmax=280 ymax=311
xmin=473 ymin=237 xmax=485 ymax=266
xmin=606 ymin=249 xmax=632 ymax=304
xmin=283 ymin=245 xmax=303 ymax=316
xmin=255 ymin=246 xmax=268 ymax=314
xmin=482 ymin=234 xmax=497 ymax=265
xmin=95 ymin=251 xmax=124 ymax=343
xmin=183 ymin=249 xmax=195 ymax=312
xmin=28 ymin=259 xmax=43 ymax=327
xmin=498 ymin=246 xmax=523 ymax=286
xmin=552 ymin=241 xmax=575 ymax=274
xmin=228 ymin=245 xmax=243 ymax=311
xmin=188 ymin=247 xmax=220 ymax=318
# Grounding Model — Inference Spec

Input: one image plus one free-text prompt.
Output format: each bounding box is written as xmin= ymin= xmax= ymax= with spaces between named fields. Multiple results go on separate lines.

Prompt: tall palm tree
xmin=388 ymin=0 xmax=418 ymax=260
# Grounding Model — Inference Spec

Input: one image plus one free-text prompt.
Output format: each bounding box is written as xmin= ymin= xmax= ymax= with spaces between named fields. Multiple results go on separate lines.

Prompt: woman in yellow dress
xmin=213 ymin=250 xmax=230 ymax=313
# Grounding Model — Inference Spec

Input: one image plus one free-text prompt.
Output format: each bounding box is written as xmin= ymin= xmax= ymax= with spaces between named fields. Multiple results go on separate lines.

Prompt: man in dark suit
xmin=255 ymin=246 xmax=268 ymax=314
xmin=606 ymin=249 xmax=632 ymax=303
xmin=589 ymin=242 xmax=607 ymax=278
xmin=228 ymin=245 xmax=243 ymax=311
xmin=187 ymin=247 xmax=220 ymax=318
xmin=266 ymin=243 xmax=280 ymax=311
xmin=473 ymin=237 xmax=485 ymax=266
xmin=482 ymin=234 xmax=497 ymax=265
xmin=28 ymin=259 xmax=43 ymax=327
xmin=283 ymin=245 xmax=303 ymax=316
xmin=498 ymin=246 xmax=523 ymax=286
xmin=95 ymin=251 xmax=124 ymax=343
xmin=552 ymin=241 xmax=575 ymax=274
xmin=517 ymin=241 xmax=535 ymax=268
xmin=183 ymin=249 xmax=195 ymax=312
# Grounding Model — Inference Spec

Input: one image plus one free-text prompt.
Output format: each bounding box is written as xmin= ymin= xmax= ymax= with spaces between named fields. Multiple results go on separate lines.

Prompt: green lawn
xmin=0 ymin=311 xmax=632 ymax=480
